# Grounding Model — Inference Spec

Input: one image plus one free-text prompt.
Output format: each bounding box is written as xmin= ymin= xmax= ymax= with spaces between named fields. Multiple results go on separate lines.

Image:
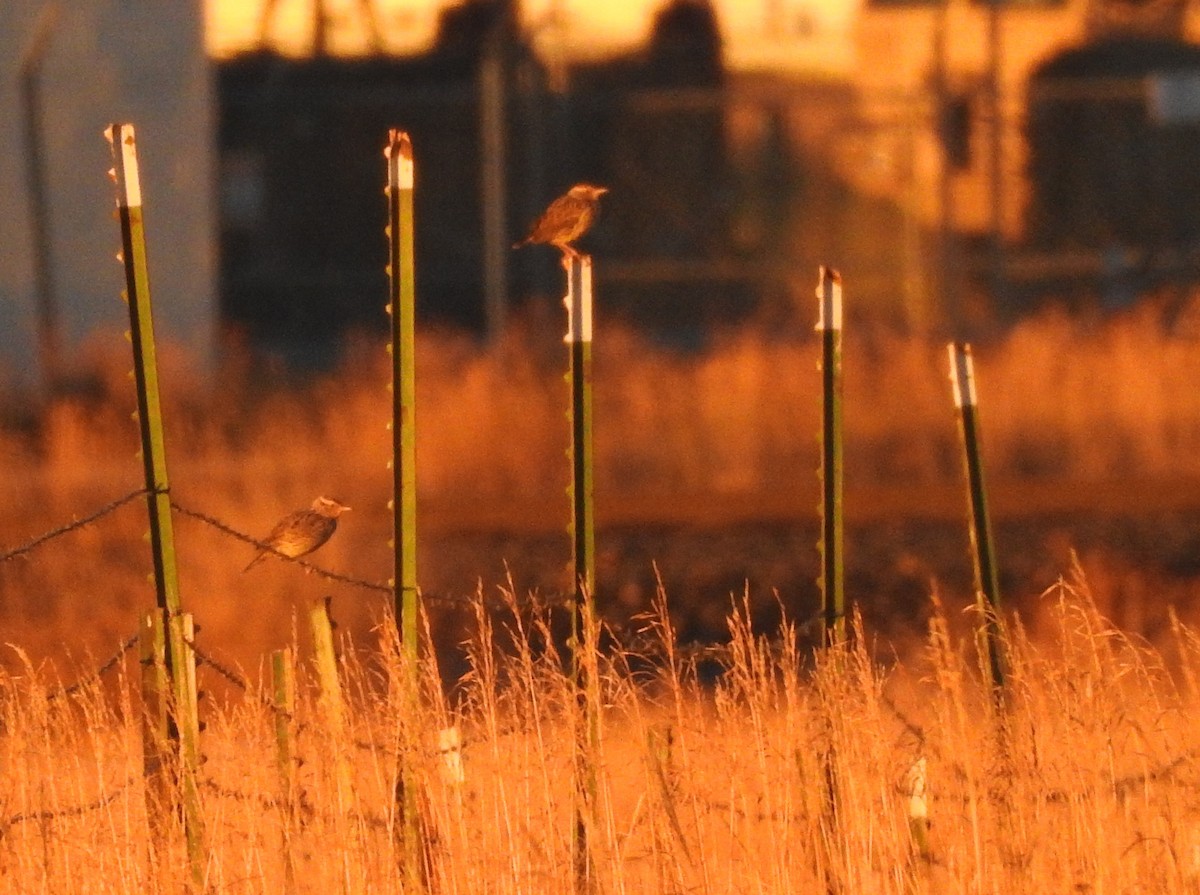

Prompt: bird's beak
xmin=596 ymin=187 xmax=609 ymax=196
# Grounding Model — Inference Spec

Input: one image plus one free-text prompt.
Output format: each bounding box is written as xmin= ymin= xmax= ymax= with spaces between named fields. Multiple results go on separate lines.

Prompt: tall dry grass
xmin=3 ymin=570 xmax=1200 ymax=893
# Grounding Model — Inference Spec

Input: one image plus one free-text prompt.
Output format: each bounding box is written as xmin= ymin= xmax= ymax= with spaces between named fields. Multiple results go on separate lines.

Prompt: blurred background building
xmin=0 ymin=1 xmax=214 ymax=391
xmin=5 ymin=0 xmax=1200 ymax=377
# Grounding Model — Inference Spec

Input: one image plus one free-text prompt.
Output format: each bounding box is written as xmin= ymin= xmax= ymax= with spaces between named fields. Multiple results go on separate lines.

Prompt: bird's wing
xmin=528 ymin=196 xmax=582 ymax=242
xmin=264 ymin=510 xmax=306 ymax=544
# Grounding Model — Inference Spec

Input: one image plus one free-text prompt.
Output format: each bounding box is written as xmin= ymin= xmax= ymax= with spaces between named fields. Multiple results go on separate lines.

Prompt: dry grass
xmin=3 ymin=570 xmax=1200 ymax=893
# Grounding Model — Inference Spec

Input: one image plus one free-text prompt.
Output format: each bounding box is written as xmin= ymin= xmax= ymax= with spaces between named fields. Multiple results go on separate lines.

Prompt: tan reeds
xmin=0 ymin=574 xmax=1196 ymax=891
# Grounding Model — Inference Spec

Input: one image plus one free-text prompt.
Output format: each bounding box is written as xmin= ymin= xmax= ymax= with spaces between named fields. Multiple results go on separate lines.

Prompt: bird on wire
xmin=513 ymin=183 xmax=609 ymax=262
xmin=243 ymin=496 xmax=351 ymax=572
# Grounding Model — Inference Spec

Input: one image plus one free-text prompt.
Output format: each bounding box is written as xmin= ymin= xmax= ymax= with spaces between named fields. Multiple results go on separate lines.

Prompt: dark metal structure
xmin=216 ymin=0 xmax=743 ymax=362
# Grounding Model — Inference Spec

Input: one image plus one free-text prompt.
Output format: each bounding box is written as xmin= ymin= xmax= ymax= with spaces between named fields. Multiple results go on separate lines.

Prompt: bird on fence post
xmin=243 ymin=497 xmax=350 ymax=571
xmin=513 ymin=183 xmax=608 ymax=264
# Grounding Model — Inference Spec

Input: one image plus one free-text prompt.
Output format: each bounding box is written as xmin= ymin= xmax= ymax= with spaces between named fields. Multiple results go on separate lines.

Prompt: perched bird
xmin=243 ymin=496 xmax=351 ymax=572
xmin=513 ymin=183 xmax=608 ymax=260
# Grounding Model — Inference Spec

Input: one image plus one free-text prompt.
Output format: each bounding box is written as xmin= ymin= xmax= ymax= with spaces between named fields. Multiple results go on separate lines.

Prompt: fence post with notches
xmin=106 ymin=123 xmax=204 ymax=887
xmin=384 ymin=128 xmax=425 ymax=890
xmin=565 ymin=254 xmax=599 ymax=893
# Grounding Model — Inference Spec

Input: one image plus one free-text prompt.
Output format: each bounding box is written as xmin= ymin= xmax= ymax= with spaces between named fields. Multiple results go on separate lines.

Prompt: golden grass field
xmin=2 ymin=572 xmax=1199 ymax=893
xmin=5 ymin=295 xmax=1200 ymax=890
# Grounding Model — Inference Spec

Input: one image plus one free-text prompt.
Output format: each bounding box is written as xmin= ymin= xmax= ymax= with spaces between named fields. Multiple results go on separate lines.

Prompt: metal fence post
xmin=816 ymin=266 xmax=845 ymax=646
xmin=167 ymin=611 xmax=205 ymax=885
xmin=948 ymin=342 xmax=1006 ymax=696
xmin=105 ymin=124 xmax=183 ymax=620
xmin=385 ymin=128 xmax=423 ymax=889
xmin=107 ymin=123 xmax=203 ymax=886
xmin=565 ymin=254 xmax=597 ymax=891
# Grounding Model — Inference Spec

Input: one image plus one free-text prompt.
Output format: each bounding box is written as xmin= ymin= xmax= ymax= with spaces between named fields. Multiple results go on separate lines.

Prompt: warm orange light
xmin=204 ymin=0 xmax=858 ymax=73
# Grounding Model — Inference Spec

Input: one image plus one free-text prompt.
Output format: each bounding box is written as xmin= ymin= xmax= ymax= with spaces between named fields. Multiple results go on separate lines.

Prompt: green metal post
xmin=565 ymin=254 xmax=597 ymax=891
xmin=385 ymin=129 xmax=419 ymax=673
xmin=105 ymin=123 xmax=183 ymax=620
xmin=140 ymin=609 xmax=169 ymax=800
xmin=385 ymin=128 xmax=422 ymax=889
xmin=816 ymin=266 xmax=845 ymax=646
xmin=107 ymin=123 xmax=203 ymax=886
xmin=167 ymin=611 xmax=205 ymax=887
xmin=948 ymin=342 xmax=1006 ymax=695
xmin=567 ymin=255 xmax=596 ymax=605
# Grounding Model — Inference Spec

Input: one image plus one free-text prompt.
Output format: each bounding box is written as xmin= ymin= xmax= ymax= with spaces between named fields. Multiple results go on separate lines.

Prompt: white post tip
xmin=386 ymin=130 xmax=414 ymax=190
xmin=948 ymin=342 xmax=977 ymax=408
xmin=107 ymin=123 xmax=142 ymax=208
xmin=563 ymin=255 xmax=593 ymax=344
xmin=815 ymin=266 xmax=843 ymax=332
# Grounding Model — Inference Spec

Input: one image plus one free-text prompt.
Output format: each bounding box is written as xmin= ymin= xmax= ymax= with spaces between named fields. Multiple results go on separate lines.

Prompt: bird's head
xmin=311 ymin=496 xmax=351 ymax=517
xmin=568 ymin=183 xmax=608 ymax=201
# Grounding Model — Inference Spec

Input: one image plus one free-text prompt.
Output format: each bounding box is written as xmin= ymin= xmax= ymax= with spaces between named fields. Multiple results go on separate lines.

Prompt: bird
xmin=243 ymin=496 xmax=351 ymax=572
xmin=513 ymin=183 xmax=608 ymax=261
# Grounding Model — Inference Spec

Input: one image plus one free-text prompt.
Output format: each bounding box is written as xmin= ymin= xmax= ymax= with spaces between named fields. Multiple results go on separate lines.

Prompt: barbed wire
xmin=169 ymin=500 xmax=394 ymax=594
xmin=46 ymin=633 xmax=141 ymax=701
xmin=199 ymin=777 xmax=390 ymax=830
xmin=0 ymin=488 xmax=149 ymax=563
xmin=0 ymin=776 xmax=137 ymax=836
xmin=0 ymin=490 xmax=645 ymax=616
xmin=9 ymin=492 xmax=1200 ymax=816
xmin=1113 ymin=746 xmax=1200 ymax=797
xmin=169 ymin=498 xmax=586 ymax=611
xmin=199 ymin=778 xmax=287 ymax=811
xmin=189 ymin=641 xmax=254 ymax=699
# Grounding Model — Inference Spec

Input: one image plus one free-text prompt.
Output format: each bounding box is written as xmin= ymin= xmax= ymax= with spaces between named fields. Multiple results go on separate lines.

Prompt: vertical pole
xmin=948 ymin=343 xmax=1005 ymax=695
xmin=386 ymin=130 xmax=419 ymax=672
xmin=140 ymin=609 xmax=169 ymax=804
xmin=107 ymin=123 xmax=202 ymax=882
xmin=105 ymin=124 xmax=183 ymax=620
xmin=167 ymin=612 xmax=205 ymax=887
xmin=565 ymin=254 xmax=596 ymax=891
xmin=567 ymin=257 xmax=596 ymax=602
xmin=272 ymin=648 xmax=298 ymax=895
xmin=816 ymin=267 xmax=845 ymax=646
xmin=385 ymin=129 xmax=422 ymax=888
xmin=19 ymin=4 xmax=62 ymax=393
xmin=388 ymin=128 xmax=422 ymax=686
xmin=480 ymin=39 xmax=509 ymax=339
xmin=139 ymin=608 xmax=174 ymax=887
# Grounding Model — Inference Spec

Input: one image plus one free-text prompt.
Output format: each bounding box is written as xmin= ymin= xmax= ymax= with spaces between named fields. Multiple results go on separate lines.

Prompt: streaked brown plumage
xmin=513 ymin=183 xmax=608 ymax=260
xmin=243 ymin=496 xmax=351 ymax=571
